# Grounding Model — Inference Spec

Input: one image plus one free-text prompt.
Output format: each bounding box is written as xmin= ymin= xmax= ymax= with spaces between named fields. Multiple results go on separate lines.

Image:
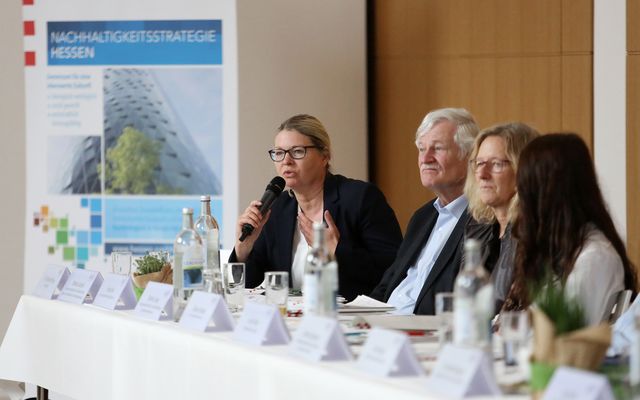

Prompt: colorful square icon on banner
xmin=77 ymin=247 xmax=89 ymax=261
xmin=81 ymin=198 xmax=88 ymax=208
xmin=24 ymin=21 xmax=35 ymax=36
xmin=90 ymin=231 xmax=101 ymax=245
xmin=63 ymin=247 xmax=75 ymax=261
xmin=77 ymin=231 xmax=88 ymax=245
xmin=90 ymin=199 xmax=101 ymax=213
xmin=90 ymin=215 xmax=101 ymax=228
xmin=25 ymin=51 xmax=35 ymax=66
xmin=56 ymin=230 xmax=68 ymax=245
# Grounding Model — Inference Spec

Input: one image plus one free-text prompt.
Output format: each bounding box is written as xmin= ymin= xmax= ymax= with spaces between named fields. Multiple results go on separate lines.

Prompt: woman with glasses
xmin=504 ymin=133 xmax=637 ymax=324
xmin=463 ymin=122 xmax=539 ymax=313
xmin=230 ymin=114 xmax=402 ymax=301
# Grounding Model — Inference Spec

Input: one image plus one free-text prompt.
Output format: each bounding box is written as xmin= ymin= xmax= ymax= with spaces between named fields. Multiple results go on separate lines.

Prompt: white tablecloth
xmin=0 ymin=296 xmax=521 ymax=400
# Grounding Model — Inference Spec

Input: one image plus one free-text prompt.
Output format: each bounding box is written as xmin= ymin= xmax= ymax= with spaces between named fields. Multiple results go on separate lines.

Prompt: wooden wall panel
xmin=561 ymin=55 xmax=592 ymax=148
xmin=562 ymin=0 xmax=593 ymax=52
xmin=371 ymin=0 xmax=593 ymax=231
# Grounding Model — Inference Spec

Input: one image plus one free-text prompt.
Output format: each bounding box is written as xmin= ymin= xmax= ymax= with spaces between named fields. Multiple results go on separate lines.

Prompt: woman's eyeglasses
xmin=268 ymin=145 xmax=321 ymax=162
xmin=470 ymin=158 xmax=512 ymax=173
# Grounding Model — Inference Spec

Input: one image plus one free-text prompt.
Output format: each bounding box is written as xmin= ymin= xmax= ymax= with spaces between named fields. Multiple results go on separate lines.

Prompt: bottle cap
xmin=200 ymin=195 xmax=211 ymax=202
xmin=182 ymin=207 xmax=193 ymax=214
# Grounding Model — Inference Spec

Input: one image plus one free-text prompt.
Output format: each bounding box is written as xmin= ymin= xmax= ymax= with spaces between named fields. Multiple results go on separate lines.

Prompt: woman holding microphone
xmin=230 ymin=114 xmax=402 ymax=301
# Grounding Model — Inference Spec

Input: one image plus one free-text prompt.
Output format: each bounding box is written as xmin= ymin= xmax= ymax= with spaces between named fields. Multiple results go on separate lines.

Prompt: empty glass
xmin=500 ymin=311 xmax=530 ymax=370
xmin=435 ymin=292 xmax=454 ymax=347
xmin=222 ymin=263 xmax=245 ymax=311
xmin=203 ymin=269 xmax=224 ymax=295
xmin=112 ymin=251 xmax=132 ymax=275
xmin=265 ymin=271 xmax=289 ymax=316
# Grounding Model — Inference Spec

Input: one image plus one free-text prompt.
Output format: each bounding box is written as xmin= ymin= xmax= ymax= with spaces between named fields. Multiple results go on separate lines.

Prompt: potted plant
xmin=530 ymin=283 xmax=611 ymax=395
xmin=131 ymin=252 xmax=173 ymax=298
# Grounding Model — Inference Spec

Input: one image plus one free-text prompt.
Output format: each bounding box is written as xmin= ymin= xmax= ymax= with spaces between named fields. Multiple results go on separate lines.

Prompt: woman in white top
xmin=504 ymin=133 xmax=637 ymax=325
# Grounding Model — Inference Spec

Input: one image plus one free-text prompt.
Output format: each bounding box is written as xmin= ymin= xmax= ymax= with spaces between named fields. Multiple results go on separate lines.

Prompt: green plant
xmin=134 ymin=253 xmax=169 ymax=276
xmin=534 ymin=282 xmax=586 ymax=335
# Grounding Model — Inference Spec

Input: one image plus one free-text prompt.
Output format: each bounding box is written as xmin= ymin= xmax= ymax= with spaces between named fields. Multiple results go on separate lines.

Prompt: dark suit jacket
xmin=230 ymin=173 xmax=402 ymax=301
xmin=370 ymin=199 xmax=470 ymax=315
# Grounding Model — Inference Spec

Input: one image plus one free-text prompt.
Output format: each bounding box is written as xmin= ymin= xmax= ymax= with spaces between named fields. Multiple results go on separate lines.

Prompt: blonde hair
xmin=277 ymin=114 xmax=331 ymax=165
xmin=464 ymin=122 xmax=540 ymax=223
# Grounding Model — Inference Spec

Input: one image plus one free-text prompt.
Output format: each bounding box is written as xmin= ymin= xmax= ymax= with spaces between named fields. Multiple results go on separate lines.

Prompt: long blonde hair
xmin=464 ymin=122 xmax=539 ymax=223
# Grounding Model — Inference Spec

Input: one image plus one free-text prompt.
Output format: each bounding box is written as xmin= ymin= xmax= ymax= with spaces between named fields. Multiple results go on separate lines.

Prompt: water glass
xmin=203 ymin=269 xmax=224 ymax=295
xmin=500 ymin=311 xmax=529 ymax=369
xmin=435 ymin=292 xmax=454 ymax=347
xmin=222 ymin=263 xmax=245 ymax=311
xmin=112 ymin=251 xmax=132 ymax=275
xmin=265 ymin=271 xmax=289 ymax=316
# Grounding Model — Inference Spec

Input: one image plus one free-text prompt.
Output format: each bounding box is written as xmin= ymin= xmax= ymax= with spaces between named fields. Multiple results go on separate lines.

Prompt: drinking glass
xmin=112 ymin=251 xmax=132 ymax=275
xmin=222 ymin=263 xmax=245 ymax=311
xmin=265 ymin=271 xmax=289 ymax=316
xmin=203 ymin=269 xmax=224 ymax=295
xmin=500 ymin=311 xmax=530 ymax=370
xmin=435 ymin=292 xmax=454 ymax=347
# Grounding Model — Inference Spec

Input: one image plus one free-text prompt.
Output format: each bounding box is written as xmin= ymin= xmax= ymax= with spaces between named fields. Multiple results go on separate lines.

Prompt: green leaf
xmin=134 ymin=252 xmax=169 ymax=276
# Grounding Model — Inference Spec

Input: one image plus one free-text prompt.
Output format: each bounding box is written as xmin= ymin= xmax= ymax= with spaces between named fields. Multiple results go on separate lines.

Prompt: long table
xmin=0 ymin=296 xmax=521 ymax=400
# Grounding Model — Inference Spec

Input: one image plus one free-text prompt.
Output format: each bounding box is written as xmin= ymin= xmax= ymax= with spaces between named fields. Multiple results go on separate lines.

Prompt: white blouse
xmin=291 ymin=222 xmax=310 ymax=290
xmin=564 ymin=229 xmax=625 ymax=325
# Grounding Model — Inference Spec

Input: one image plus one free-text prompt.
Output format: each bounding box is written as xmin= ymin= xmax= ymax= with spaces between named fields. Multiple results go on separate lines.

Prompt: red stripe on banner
xmin=25 ymin=51 xmax=36 ymax=66
xmin=23 ymin=0 xmax=34 ymax=5
xmin=24 ymin=21 xmax=35 ymax=36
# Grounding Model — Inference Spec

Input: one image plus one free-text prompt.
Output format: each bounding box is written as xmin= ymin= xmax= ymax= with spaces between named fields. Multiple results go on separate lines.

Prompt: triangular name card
xmin=57 ymin=269 xmax=103 ymax=304
xmin=179 ymin=291 xmax=235 ymax=332
xmin=356 ymin=327 xmax=424 ymax=377
xmin=134 ymin=281 xmax=173 ymax=321
xmin=233 ymin=302 xmax=290 ymax=346
xmin=33 ymin=265 xmax=70 ymax=299
xmin=93 ymin=273 xmax=137 ymax=310
xmin=542 ymin=367 xmax=614 ymax=400
xmin=289 ymin=315 xmax=352 ymax=361
xmin=426 ymin=344 xmax=501 ymax=398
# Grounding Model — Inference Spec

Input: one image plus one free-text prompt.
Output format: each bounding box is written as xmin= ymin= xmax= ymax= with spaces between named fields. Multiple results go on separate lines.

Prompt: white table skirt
xmin=0 ymin=296 xmax=520 ymax=400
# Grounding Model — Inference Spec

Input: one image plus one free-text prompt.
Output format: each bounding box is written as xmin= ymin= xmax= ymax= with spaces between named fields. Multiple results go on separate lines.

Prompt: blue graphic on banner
xmin=105 ymin=198 xmax=223 ymax=242
xmin=47 ymin=20 xmax=222 ymax=65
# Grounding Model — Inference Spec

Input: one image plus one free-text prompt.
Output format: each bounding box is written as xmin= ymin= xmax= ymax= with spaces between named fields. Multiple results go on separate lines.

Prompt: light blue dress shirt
xmin=609 ymin=296 xmax=640 ymax=356
xmin=387 ymin=195 xmax=468 ymax=315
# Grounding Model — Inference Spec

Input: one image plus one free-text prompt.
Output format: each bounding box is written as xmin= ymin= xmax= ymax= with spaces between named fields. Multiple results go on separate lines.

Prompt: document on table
xmin=339 ymin=295 xmax=395 ymax=313
xmin=355 ymin=315 xmax=439 ymax=331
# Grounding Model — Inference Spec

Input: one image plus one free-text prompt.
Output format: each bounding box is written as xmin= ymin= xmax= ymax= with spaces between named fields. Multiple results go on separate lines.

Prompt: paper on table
xmin=339 ymin=295 xmax=395 ymax=313
xmin=354 ymin=315 xmax=439 ymax=331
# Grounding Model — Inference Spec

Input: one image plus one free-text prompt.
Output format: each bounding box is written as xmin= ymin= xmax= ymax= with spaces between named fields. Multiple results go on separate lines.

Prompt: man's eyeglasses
xmin=470 ymin=158 xmax=512 ymax=173
xmin=268 ymin=145 xmax=320 ymax=162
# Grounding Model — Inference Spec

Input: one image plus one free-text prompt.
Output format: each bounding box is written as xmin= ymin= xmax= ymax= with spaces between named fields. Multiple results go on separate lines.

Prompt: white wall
xmin=594 ymin=0 xmax=627 ymax=242
xmin=0 ymin=0 xmax=26 ymax=337
xmin=236 ymin=0 xmax=368 ymax=210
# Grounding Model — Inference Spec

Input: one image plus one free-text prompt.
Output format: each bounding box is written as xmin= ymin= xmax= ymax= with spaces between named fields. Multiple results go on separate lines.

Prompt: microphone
xmin=239 ymin=176 xmax=286 ymax=242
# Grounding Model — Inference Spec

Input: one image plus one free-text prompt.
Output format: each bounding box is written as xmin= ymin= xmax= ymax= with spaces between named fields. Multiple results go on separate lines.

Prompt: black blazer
xmin=370 ymin=199 xmax=470 ymax=315
xmin=230 ymin=173 xmax=402 ymax=301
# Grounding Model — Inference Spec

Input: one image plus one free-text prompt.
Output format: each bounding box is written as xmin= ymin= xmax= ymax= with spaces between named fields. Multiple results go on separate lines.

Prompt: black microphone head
xmin=266 ymin=176 xmax=286 ymax=194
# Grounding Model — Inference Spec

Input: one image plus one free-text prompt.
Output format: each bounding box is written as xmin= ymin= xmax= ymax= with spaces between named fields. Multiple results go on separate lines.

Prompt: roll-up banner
xmin=21 ymin=0 xmax=238 ymax=291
